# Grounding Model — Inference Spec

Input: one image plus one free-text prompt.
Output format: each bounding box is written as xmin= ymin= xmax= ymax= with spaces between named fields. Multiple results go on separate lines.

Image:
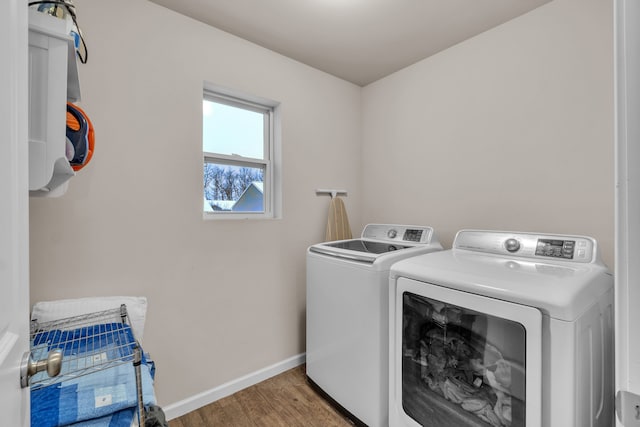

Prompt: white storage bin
xmin=28 ymin=9 xmax=81 ymax=196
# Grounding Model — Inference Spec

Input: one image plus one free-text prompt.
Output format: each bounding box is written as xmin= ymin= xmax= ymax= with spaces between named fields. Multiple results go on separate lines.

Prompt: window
xmin=202 ymin=86 xmax=280 ymax=219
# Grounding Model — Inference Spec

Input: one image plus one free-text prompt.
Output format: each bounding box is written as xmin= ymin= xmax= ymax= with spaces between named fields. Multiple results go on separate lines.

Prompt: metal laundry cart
xmin=22 ymin=304 xmax=147 ymax=426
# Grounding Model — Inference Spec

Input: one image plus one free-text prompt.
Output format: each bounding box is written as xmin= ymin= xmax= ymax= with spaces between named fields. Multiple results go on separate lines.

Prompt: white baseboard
xmin=163 ymin=353 xmax=306 ymax=420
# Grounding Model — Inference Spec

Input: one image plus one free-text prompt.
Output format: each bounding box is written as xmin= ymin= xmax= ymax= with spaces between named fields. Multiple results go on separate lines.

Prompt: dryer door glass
xmin=401 ymin=291 xmax=526 ymax=427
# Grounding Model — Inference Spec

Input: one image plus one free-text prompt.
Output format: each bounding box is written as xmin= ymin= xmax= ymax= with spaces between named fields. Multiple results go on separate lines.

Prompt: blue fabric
xmin=31 ymin=360 xmax=155 ymax=427
xmin=30 ymin=323 xmax=156 ymax=427
xmin=67 ymin=407 xmax=136 ymax=427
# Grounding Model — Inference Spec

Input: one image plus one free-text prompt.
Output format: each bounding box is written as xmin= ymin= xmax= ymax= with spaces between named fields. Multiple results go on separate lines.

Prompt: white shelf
xmin=28 ymin=9 xmax=81 ymax=196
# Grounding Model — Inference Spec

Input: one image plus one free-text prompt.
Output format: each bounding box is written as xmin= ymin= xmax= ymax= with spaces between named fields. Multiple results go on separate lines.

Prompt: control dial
xmin=504 ymin=238 xmax=520 ymax=253
xmin=387 ymin=229 xmax=398 ymax=239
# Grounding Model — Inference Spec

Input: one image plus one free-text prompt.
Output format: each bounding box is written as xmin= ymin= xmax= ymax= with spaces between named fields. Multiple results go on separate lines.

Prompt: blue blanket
xmin=30 ymin=324 xmax=156 ymax=427
xmin=68 ymin=407 xmax=136 ymax=427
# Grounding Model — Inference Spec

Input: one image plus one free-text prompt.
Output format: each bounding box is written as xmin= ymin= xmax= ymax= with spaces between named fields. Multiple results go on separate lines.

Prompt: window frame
xmin=202 ymin=85 xmax=280 ymax=220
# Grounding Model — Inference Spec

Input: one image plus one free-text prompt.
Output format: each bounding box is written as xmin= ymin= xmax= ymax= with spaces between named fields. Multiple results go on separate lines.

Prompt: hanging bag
xmin=66 ymin=102 xmax=95 ymax=171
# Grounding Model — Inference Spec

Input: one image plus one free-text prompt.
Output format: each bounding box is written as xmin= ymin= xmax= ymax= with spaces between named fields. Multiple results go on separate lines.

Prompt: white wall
xmin=29 ymin=0 xmax=362 ymax=406
xmin=362 ymin=0 xmax=614 ymax=268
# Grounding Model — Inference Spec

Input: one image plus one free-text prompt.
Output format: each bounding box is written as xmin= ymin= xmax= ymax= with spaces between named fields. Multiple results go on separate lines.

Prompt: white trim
xmin=163 ymin=353 xmax=306 ymax=421
xmin=615 ymin=0 xmax=640 ymax=424
xmin=0 ymin=1 xmax=29 ymax=425
xmin=203 ymin=82 xmax=280 ymax=109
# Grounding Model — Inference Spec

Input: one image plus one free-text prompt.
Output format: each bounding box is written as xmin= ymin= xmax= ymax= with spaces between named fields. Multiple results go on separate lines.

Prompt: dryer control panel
xmin=453 ymin=230 xmax=597 ymax=263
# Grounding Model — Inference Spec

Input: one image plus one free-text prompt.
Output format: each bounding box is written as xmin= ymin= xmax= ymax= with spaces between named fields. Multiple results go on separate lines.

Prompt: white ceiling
xmin=148 ymin=0 xmax=552 ymax=86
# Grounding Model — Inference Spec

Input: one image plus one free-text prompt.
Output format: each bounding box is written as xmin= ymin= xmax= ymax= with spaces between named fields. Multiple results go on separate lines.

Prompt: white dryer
xmin=389 ymin=230 xmax=614 ymax=427
xmin=307 ymin=224 xmax=443 ymax=427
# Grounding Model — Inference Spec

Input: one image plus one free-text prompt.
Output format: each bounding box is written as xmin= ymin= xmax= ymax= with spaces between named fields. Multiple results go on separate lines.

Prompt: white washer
xmin=389 ymin=230 xmax=614 ymax=427
xmin=307 ymin=224 xmax=443 ymax=427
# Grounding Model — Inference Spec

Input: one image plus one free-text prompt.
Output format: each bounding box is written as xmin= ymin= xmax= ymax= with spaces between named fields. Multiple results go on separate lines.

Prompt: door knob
xmin=20 ymin=349 xmax=63 ymax=388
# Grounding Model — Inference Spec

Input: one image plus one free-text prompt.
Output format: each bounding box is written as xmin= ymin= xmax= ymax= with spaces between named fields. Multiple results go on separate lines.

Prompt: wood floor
xmin=169 ymin=365 xmax=355 ymax=427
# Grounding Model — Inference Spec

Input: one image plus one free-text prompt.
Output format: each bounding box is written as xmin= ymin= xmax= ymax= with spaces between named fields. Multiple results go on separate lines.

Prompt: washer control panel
xmin=361 ymin=224 xmax=435 ymax=244
xmin=535 ymin=238 xmax=576 ymax=259
xmin=454 ymin=230 xmax=597 ymax=263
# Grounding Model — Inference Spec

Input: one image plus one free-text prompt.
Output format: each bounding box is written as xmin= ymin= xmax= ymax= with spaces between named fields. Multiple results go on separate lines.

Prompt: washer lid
xmin=390 ymin=250 xmax=613 ymax=321
xmin=309 ymin=239 xmax=438 ymax=264
xmin=308 ymin=223 xmax=442 ymax=265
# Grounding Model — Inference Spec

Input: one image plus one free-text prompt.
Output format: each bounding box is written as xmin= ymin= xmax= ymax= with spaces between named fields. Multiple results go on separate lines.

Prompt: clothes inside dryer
xmin=402 ymin=292 xmax=526 ymax=427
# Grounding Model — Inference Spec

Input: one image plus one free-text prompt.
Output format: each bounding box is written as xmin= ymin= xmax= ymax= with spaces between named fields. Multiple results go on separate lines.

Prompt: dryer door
xmin=390 ymin=277 xmax=542 ymax=427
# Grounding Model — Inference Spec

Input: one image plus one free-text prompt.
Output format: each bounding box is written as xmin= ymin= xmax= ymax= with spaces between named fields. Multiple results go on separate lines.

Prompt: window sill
xmin=202 ymin=212 xmax=278 ymax=220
